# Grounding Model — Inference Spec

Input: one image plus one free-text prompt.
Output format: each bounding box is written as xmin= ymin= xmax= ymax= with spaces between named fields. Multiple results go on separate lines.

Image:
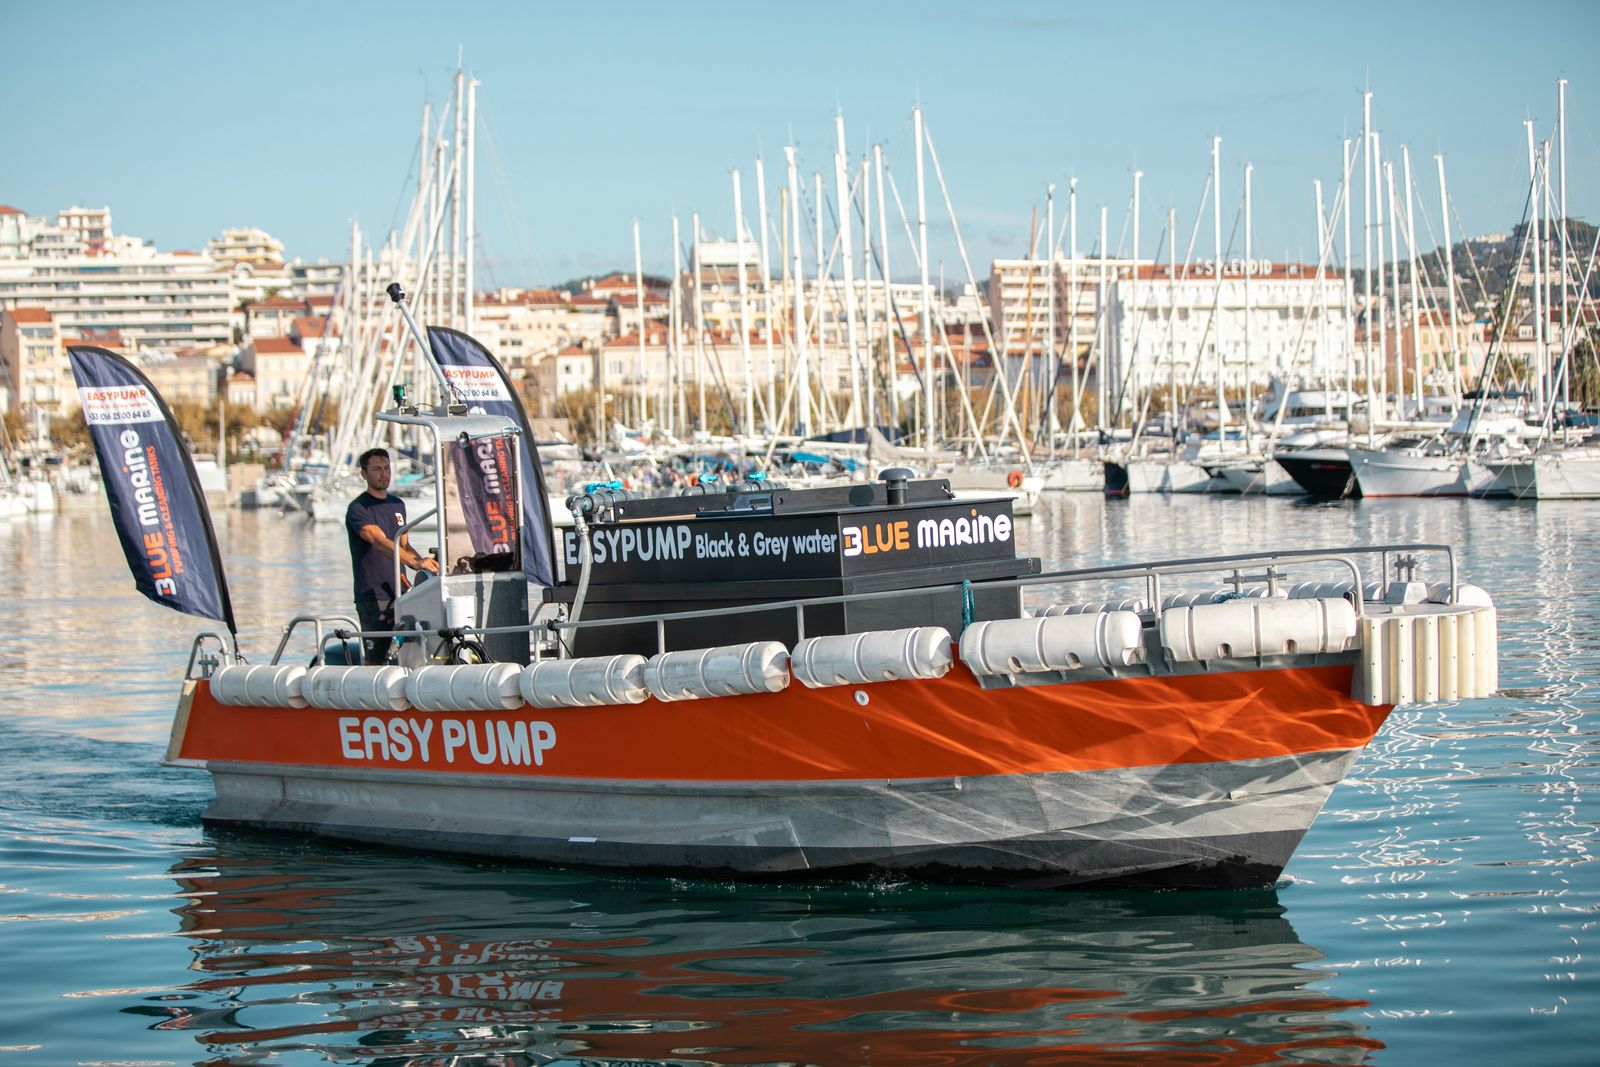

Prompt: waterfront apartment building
xmin=0 ymin=204 xmax=326 ymax=352
xmin=0 ymin=204 xmax=236 ymax=349
xmin=988 ymin=256 xmax=1359 ymax=415
xmin=0 ymin=249 xmax=234 ymax=349
xmin=1103 ymin=263 xmax=1355 ymax=415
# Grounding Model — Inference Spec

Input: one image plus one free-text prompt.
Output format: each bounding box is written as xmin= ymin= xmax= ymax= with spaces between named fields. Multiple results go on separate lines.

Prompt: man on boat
xmin=347 ymin=447 xmax=439 ymax=664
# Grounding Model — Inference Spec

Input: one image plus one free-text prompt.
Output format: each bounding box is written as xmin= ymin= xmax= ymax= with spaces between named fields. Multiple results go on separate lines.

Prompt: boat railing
xmin=268 ymin=614 xmax=363 ymax=667
xmin=210 ymin=543 xmax=1456 ymax=669
xmin=529 ymin=543 xmax=1455 ymax=658
xmin=183 ymin=632 xmax=233 ymax=680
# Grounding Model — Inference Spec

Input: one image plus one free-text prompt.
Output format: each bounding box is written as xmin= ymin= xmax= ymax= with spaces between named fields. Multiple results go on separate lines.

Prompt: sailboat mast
xmin=1437 ymin=154 xmax=1460 ymax=412
xmin=1558 ymin=79 xmax=1571 ymax=410
xmin=861 ymin=156 xmax=876 ymax=454
xmin=464 ymin=77 xmax=477 ymax=335
xmin=1069 ymin=179 xmax=1080 ymax=451
xmin=1046 ymin=183 xmax=1057 ymax=450
xmin=1383 ymin=161 xmax=1404 ymax=416
xmin=834 ymin=116 xmax=862 ymax=434
xmin=914 ymin=107 xmax=934 ymax=462
xmin=1167 ymin=205 xmax=1179 ymax=427
xmin=692 ymin=213 xmax=706 ymax=431
xmin=633 ymin=220 xmax=647 ymax=425
xmin=732 ymin=168 xmax=755 ymax=436
xmin=1361 ymin=95 xmax=1376 ymax=445
xmin=755 ymin=156 xmax=777 ymax=432
xmin=1343 ymin=138 xmax=1356 ymax=427
xmin=1212 ymin=136 xmax=1227 ymax=439
xmin=432 ymin=131 xmax=446 ymax=334
xmin=874 ymin=144 xmax=897 ymax=430
xmin=1243 ymin=161 xmax=1254 ymax=438
xmin=671 ymin=215 xmax=684 ymax=436
xmin=1402 ymin=146 xmax=1423 ymax=418
xmin=1526 ymin=121 xmax=1545 ymax=413
xmin=1372 ymin=131 xmax=1390 ymax=422
xmin=1130 ymin=170 xmax=1142 ymax=432
xmin=450 ymin=68 xmax=464 ymax=328
xmin=1315 ymin=179 xmax=1333 ymax=415
xmin=813 ymin=171 xmax=826 ymax=433
xmin=1098 ymin=205 xmax=1109 ymax=437
xmin=785 ymin=147 xmax=808 ymax=437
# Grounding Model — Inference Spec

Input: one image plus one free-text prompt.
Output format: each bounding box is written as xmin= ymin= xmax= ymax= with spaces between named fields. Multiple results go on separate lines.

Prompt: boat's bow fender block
xmin=302 ymin=665 xmax=410 ymax=712
xmin=791 ymin=626 xmax=953 ymax=688
xmin=959 ymin=611 xmax=1143 ymax=677
xmin=1162 ymin=596 xmax=1358 ymax=662
xmin=643 ymin=642 xmax=790 ymax=701
xmin=1356 ymin=604 xmax=1498 ymax=705
xmin=521 ymin=655 xmax=647 ymax=708
xmin=209 ymin=664 xmax=308 ymax=708
xmin=406 ymin=663 xmax=523 ymax=712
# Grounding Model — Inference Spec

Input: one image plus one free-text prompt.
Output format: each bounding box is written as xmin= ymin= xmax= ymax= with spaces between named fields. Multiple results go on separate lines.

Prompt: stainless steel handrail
xmin=267 ymin=614 xmax=363 ymax=666
xmin=532 ymin=542 xmax=1457 ymax=658
xmin=183 ymin=632 xmax=232 ymax=679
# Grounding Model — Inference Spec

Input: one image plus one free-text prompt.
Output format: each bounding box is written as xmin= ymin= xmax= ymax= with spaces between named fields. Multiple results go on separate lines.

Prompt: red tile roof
xmin=1131 ymin=263 xmax=1343 ymax=282
xmin=62 ymin=332 xmax=125 ymax=347
xmin=604 ymin=329 xmax=670 ymax=348
xmin=253 ymin=337 xmax=305 ymax=354
xmin=292 ymin=315 xmax=337 ymax=337
xmin=6 ymin=307 xmax=52 ymax=324
xmin=0 ymin=205 xmax=23 ymax=215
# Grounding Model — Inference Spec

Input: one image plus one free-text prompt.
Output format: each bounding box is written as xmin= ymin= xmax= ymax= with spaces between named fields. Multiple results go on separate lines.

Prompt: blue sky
xmin=4 ymin=1 xmax=1596 ymax=287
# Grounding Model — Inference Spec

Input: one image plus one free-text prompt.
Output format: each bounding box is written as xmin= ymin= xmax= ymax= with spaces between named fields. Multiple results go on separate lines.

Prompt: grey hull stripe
xmin=203 ymin=748 xmax=1361 ymax=888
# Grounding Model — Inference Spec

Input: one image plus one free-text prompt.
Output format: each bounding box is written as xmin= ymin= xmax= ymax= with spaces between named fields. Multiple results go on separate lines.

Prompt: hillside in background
xmin=1351 ymin=218 xmax=1598 ymax=311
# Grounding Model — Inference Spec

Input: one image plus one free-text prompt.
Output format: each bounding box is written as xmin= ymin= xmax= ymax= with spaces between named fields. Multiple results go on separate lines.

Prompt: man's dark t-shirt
xmin=346 ymin=491 xmax=409 ymax=604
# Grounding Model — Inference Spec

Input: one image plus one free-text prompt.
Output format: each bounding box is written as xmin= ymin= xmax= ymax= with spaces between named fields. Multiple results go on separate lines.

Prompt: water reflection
xmin=136 ymin=837 xmax=1378 ymax=1065
xmin=4 ymin=495 xmax=1590 ymax=1062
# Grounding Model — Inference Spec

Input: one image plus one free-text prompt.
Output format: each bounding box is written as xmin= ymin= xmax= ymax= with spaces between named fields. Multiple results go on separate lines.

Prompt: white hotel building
xmin=1105 ymin=262 xmax=1354 ymax=412
xmin=989 ymin=257 xmax=1357 ymax=416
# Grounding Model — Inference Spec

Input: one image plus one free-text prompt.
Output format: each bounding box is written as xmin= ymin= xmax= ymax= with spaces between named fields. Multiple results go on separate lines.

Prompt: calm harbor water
xmin=1 ymin=494 xmax=1594 ymax=1065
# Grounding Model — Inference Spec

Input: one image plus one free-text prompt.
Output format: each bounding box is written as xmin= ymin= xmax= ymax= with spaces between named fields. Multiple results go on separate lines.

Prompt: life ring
xmin=1006 ymin=469 xmax=1024 ymax=489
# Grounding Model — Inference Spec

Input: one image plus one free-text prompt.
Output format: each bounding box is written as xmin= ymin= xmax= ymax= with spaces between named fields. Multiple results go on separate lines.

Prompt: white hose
xmin=569 ymin=510 xmax=594 ymax=629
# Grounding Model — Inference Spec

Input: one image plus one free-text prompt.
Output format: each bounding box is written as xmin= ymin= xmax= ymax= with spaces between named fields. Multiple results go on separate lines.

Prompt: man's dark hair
xmin=358 ymin=447 xmax=390 ymax=473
